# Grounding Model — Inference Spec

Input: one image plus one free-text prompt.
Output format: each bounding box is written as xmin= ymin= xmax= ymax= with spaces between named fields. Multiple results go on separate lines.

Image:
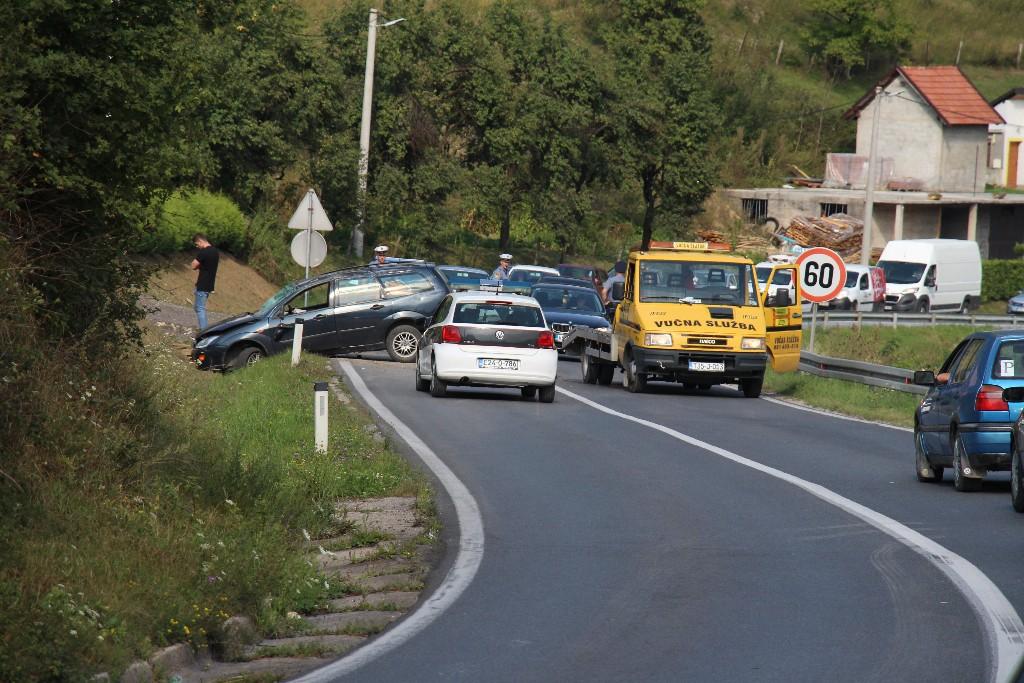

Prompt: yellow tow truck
xmin=568 ymin=241 xmax=802 ymax=397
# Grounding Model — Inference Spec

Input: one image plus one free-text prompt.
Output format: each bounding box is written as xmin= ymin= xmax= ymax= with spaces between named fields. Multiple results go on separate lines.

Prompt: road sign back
xmin=796 ymin=247 xmax=846 ymax=303
xmin=288 ymin=189 xmax=333 ymax=231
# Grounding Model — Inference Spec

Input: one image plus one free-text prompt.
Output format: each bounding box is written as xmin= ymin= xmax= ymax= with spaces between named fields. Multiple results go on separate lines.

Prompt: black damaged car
xmin=192 ymin=263 xmax=449 ymax=370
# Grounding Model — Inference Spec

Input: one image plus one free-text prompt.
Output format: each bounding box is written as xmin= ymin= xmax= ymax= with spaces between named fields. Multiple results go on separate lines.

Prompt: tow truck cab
xmin=610 ymin=241 xmax=802 ymax=397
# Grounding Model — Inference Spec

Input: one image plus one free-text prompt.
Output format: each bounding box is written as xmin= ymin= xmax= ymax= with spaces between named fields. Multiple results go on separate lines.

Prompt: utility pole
xmin=861 ymin=86 xmax=883 ymax=266
xmin=352 ymin=8 xmax=379 ymax=259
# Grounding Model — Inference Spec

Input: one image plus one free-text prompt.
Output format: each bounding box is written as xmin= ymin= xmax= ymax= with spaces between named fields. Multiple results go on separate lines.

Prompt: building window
xmin=741 ymin=198 xmax=768 ymax=223
xmin=820 ymin=202 xmax=848 ymax=216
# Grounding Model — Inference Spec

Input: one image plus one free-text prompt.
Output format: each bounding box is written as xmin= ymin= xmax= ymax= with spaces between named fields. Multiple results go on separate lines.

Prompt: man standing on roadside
xmin=603 ymin=260 xmax=626 ymax=303
xmin=191 ymin=233 xmax=219 ymax=331
xmin=491 ymin=253 xmax=513 ymax=280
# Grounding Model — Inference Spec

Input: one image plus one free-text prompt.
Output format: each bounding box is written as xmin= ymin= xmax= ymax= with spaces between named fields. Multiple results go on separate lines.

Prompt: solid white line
xmin=292 ymin=360 xmax=485 ymax=683
xmin=557 ymin=385 xmax=1024 ymax=683
xmin=760 ymin=394 xmax=913 ymax=432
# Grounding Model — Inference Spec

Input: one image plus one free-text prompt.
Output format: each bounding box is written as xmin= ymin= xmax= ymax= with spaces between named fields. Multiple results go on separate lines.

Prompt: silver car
xmin=1008 ymin=291 xmax=1024 ymax=315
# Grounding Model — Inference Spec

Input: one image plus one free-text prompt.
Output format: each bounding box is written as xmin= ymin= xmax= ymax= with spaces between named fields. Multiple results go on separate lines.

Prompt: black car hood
xmin=197 ymin=312 xmax=261 ymax=339
xmin=543 ymin=310 xmax=609 ymax=328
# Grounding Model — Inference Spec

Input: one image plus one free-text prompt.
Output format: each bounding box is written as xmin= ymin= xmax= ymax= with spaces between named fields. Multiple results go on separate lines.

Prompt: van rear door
xmin=763 ymin=264 xmax=802 ymax=372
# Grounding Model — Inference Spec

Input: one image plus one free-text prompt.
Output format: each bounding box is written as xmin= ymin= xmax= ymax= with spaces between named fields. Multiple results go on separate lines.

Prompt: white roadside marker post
xmin=291 ymin=319 xmax=304 ymax=367
xmin=314 ymin=381 xmax=328 ymax=453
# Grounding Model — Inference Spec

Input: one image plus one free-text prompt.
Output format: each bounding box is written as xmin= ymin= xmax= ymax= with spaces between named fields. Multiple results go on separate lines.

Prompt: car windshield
xmin=454 ymin=302 xmax=544 ymax=327
xmin=510 ymin=269 xmax=552 ymax=284
xmin=532 ymin=287 xmax=604 ymax=314
xmin=256 ymin=282 xmax=302 ymax=317
xmin=639 ymin=260 xmax=758 ymax=306
xmin=440 ymin=267 xmax=486 ymax=281
xmin=558 ymin=265 xmax=593 ymax=280
xmin=878 ymin=260 xmax=925 ymax=285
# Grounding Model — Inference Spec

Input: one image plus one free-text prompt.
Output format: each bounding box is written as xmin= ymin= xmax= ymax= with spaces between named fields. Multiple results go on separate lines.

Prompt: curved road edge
xmin=557 ymin=385 xmax=1024 ymax=683
xmin=291 ymin=359 xmax=485 ymax=683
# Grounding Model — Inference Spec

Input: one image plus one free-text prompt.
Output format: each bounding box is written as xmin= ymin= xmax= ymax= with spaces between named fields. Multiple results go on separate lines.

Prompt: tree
xmin=801 ymin=0 xmax=911 ymax=79
xmin=599 ymin=0 xmax=718 ymax=249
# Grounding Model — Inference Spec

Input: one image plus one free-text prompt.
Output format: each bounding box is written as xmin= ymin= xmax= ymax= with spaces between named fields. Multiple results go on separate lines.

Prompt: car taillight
xmin=538 ymin=330 xmax=554 ymax=349
xmin=441 ymin=325 xmax=462 ymax=343
xmin=976 ymin=384 xmax=1009 ymax=411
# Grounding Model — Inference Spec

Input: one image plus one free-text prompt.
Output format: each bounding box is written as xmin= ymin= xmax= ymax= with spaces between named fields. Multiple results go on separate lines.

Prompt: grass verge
xmin=0 ymin=328 xmax=430 ymax=681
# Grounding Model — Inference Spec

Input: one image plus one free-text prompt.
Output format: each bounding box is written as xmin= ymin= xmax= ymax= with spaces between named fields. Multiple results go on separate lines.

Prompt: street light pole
xmin=352 ymin=10 xmax=405 ymax=259
xmin=861 ymin=85 xmax=883 ymax=265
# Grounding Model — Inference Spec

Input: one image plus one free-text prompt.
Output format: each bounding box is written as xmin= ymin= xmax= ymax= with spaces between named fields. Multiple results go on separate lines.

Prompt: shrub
xmin=982 ymin=259 xmax=1024 ymax=301
xmin=138 ymin=190 xmax=248 ymax=255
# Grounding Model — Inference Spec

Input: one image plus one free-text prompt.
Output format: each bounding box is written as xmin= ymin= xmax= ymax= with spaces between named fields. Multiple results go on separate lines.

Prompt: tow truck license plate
xmin=479 ymin=358 xmax=519 ymax=370
xmin=689 ymin=361 xmax=725 ymax=372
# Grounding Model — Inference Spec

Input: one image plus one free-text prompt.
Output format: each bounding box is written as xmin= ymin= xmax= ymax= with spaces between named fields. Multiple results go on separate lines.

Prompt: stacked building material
xmin=782 ymin=213 xmax=863 ymax=260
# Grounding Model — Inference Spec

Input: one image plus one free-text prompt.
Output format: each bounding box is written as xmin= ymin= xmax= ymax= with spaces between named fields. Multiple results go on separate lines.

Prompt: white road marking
xmin=292 ymin=360 xmax=485 ymax=682
xmin=557 ymin=385 xmax=1024 ymax=683
xmin=760 ymin=394 xmax=913 ymax=432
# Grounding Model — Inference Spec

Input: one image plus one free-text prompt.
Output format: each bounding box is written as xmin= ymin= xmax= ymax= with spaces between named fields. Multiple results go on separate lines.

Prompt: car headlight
xmin=644 ymin=333 xmax=673 ymax=346
xmin=741 ymin=337 xmax=765 ymax=350
xmin=595 ymin=326 xmax=611 ymax=333
xmin=195 ymin=335 xmax=219 ymax=349
xmin=903 ymin=287 xmax=919 ymax=295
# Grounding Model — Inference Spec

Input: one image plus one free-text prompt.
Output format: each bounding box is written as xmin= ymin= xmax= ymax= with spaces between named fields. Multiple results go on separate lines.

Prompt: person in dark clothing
xmin=190 ymin=233 xmax=219 ymax=330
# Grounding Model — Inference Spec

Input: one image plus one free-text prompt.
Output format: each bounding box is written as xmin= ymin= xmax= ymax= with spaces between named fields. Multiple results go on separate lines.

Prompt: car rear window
xmin=993 ymin=340 xmax=1024 ymax=379
xmin=454 ymin=303 xmax=544 ymax=327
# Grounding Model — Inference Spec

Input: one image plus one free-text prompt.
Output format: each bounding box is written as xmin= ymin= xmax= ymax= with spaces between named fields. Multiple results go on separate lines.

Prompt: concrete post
xmin=894 ymin=203 xmax=905 ymax=241
xmin=291 ymin=319 xmax=304 ymax=367
xmin=353 ymin=8 xmax=379 ymax=259
xmin=967 ymin=203 xmax=978 ymax=242
xmin=861 ymin=86 xmax=883 ymax=265
xmin=314 ymin=382 xmax=329 ymax=453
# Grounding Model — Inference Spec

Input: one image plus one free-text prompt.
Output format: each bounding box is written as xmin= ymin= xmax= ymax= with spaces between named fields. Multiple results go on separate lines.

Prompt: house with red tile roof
xmin=725 ymin=66 xmax=1024 ymax=259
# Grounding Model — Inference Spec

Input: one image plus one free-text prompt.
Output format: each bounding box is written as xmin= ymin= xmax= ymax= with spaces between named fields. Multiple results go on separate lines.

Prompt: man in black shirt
xmin=190 ymin=233 xmax=219 ymax=330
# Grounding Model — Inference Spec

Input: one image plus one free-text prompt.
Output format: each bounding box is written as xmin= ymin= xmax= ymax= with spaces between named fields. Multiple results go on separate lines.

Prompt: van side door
xmin=762 ymin=264 xmax=802 ymax=372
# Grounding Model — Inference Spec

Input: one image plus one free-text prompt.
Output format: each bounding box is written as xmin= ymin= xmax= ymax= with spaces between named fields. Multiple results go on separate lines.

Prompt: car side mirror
xmin=913 ymin=370 xmax=935 ymax=386
xmin=1004 ymin=387 xmax=1024 ymax=403
xmin=610 ymin=281 xmax=625 ymax=302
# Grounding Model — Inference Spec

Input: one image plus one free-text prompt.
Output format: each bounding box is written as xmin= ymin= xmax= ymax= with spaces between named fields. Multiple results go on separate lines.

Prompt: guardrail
xmin=807 ymin=310 xmax=1021 ymax=328
xmin=798 ymin=350 xmax=928 ymax=395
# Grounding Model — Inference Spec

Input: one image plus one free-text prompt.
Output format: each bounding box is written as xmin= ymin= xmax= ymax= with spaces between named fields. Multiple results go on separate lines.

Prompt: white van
xmin=755 ymin=261 xmax=797 ymax=303
xmin=876 ymin=239 xmax=981 ymax=313
xmin=824 ymin=264 xmax=886 ymax=311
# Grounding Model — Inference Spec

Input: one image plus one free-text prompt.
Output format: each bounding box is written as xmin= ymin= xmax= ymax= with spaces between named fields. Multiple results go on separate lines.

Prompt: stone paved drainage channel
xmin=117 ymin=496 xmax=433 ymax=683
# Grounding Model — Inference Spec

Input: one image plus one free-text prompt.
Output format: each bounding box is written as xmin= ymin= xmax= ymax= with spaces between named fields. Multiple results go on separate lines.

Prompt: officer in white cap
xmin=371 ymin=245 xmax=389 ymax=266
xmin=491 ymin=253 xmax=513 ymax=280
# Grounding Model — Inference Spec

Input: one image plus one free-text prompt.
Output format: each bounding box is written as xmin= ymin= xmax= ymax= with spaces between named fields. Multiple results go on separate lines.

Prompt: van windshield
xmin=639 ymin=260 xmax=758 ymax=306
xmin=844 ymin=271 xmax=860 ymax=287
xmin=877 ymin=260 xmax=925 ymax=285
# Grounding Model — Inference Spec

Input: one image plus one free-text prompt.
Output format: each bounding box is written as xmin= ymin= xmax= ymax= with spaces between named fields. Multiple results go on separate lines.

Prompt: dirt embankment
xmin=142 ymin=253 xmax=280 ymax=315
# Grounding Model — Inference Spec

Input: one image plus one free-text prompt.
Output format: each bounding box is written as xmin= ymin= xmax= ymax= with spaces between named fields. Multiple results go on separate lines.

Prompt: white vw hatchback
xmin=416 ymin=291 xmax=559 ymax=402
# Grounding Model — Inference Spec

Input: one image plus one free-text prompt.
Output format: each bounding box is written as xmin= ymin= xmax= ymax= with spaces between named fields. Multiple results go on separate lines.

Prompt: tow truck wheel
xmin=739 ymin=377 xmax=763 ymax=398
xmin=597 ymin=364 xmax=615 ymax=385
xmin=581 ymin=353 xmax=598 ymax=384
xmin=624 ymin=354 xmax=647 ymax=393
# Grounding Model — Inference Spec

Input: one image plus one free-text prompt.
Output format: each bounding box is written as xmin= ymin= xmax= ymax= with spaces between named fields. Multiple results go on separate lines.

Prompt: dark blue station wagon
xmin=914 ymin=330 xmax=1024 ymax=490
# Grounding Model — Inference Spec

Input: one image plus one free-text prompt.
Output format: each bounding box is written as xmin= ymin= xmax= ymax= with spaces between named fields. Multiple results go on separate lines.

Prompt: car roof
xmin=439 ymin=264 xmax=487 ymax=271
xmin=532 ymin=283 xmax=598 ymax=293
xmin=448 ymin=291 xmax=540 ymax=305
xmin=976 ymin=330 xmax=1024 ymax=341
xmin=288 ymin=262 xmax=438 ymax=289
xmin=510 ymin=264 xmax=560 ymax=273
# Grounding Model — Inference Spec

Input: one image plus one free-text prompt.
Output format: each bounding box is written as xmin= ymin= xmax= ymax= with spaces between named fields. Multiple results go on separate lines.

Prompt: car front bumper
xmin=631 ymin=347 xmax=767 ymax=382
xmin=884 ymin=293 xmax=919 ymax=311
xmin=191 ymin=345 xmax=229 ymax=371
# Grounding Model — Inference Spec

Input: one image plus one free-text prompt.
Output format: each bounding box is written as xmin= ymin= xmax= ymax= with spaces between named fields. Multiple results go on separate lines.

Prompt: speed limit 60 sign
xmin=795 ymin=247 xmax=847 ymax=303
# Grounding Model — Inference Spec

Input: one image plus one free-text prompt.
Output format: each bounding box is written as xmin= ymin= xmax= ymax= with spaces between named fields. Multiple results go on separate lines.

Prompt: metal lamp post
xmin=352 ymin=9 xmax=406 ymax=258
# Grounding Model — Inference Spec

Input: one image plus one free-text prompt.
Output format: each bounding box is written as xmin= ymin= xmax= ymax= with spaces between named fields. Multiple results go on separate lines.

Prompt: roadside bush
xmin=982 ymin=259 xmax=1024 ymax=301
xmin=138 ymin=190 xmax=248 ymax=255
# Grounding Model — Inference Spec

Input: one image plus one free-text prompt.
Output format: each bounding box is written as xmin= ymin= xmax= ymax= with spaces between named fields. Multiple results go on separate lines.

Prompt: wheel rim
xmin=246 ymin=351 xmax=262 ymax=367
xmin=393 ymin=331 xmax=418 ymax=358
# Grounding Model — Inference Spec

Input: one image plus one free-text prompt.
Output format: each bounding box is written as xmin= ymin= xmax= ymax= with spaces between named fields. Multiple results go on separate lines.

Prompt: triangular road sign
xmin=288 ymin=189 xmax=333 ymax=231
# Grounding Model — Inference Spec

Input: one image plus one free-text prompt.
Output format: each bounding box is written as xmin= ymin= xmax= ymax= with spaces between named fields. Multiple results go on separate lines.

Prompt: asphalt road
xmin=319 ymin=356 xmax=1024 ymax=682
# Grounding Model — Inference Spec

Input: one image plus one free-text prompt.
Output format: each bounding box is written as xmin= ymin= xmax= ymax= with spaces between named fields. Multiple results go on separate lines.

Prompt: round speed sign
xmin=795 ymin=247 xmax=847 ymax=303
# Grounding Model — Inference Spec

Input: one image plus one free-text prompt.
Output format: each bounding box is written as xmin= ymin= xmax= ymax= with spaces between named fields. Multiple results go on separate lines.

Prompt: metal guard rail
xmin=809 ymin=311 xmax=1022 ymax=328
xmin=798 ymin=350 xmax=928 ymax=395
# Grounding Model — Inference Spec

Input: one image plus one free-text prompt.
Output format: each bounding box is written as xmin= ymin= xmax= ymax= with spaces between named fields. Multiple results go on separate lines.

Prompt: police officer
xmin=491 ymin=253 xmax=512 ymax=280
xmin=370 ymin=245 xmax=390 ymax=266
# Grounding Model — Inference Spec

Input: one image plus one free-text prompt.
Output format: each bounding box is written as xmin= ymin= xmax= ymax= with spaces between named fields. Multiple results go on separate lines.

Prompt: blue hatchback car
xmin=914 ymin=331 xmax=1024 ymax=491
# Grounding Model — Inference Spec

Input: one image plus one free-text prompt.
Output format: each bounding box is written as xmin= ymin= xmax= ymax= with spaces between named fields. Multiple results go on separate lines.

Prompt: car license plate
xmin=478 ymin=358 xmax=519 ymax=370
xmin=689 ymin=361 xmax=724 ymax=372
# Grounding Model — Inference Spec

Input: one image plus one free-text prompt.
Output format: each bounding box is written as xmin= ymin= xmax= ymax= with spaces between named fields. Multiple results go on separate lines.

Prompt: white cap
xmin=499 ymin=253 xmax=513 ymax=260
xmin=374 ymin=245 xmax=389 ymax=254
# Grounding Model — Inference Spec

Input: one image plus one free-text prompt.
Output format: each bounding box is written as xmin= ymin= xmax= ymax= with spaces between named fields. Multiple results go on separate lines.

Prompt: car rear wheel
xmin=429 ymin=359 xmax=447 ymax=398
xmin=581 ymin=353 xmax=598 ymax=384
xmin=521 ymin=387 xmax=537 ymax=400
xmin=1012 ymin=450 xmax=1024 ymax=512
xmin=597 ymin=364 xmax=615 ymax=385
xmin=953 ymin=435 xmax=982 ymax=492
xmin=231 ymin=346 xmax=263 ymax=370
xmin=623 ymin=353 xmax=647 ymax=393
xmin=739 ymin=376 xmax=763 ymax=398
xmin=386 ymin=325 xmax=420 ymax=363
xmin=538 ymin=384 xmax=556 ymax=403
xmin=915 ymin=429 xmax=943 ymax=482
xmin=415 ymin=360 xmax=429 ymax=392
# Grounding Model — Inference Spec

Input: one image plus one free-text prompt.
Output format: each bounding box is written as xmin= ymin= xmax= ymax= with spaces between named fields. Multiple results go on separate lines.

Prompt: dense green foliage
xmin=982 ymin=260 xmax=1024 ymax=301
xmin=801 ymin=0 xmax=912 ymax=79
xmin=139 ymin=191 xmax=249 ymax=254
